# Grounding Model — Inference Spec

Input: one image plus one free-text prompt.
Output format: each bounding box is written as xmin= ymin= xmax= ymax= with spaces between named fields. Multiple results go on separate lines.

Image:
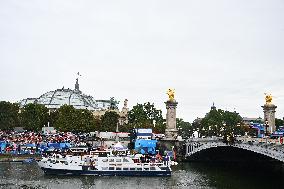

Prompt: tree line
xmin=1 ymin=100 xmax=283 ymax=137
xmin=176 ymin=108 xmax=284 ymax=139
xmin=0 ymin=101 xmax=165 ymax=133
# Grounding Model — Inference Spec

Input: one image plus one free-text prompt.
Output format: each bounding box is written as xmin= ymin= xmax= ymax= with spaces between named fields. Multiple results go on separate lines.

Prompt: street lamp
xmin=264 ymin=119 xmax=269 ymax=150
xmin=265 ymin=119 xmax=269 ymax=136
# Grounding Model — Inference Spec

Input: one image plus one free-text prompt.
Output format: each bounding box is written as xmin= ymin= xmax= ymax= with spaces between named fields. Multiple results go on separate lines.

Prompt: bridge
xmin=185 ymin=137 xmax=284 ymax=162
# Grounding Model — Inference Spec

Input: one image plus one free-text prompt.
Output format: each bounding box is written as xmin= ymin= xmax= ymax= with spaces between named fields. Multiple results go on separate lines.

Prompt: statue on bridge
xmin=167 ymin=88 xmax=175 ymax=102
xmin=265 ymin=93 xmax=273 ymax=104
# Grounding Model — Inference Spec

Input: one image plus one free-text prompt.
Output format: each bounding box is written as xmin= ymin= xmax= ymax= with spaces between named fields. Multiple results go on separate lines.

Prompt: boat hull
xmin=41 ymin=167 xmax=171 ymax=177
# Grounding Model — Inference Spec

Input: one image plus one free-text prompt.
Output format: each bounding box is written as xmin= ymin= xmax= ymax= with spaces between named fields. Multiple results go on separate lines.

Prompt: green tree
xmin=76 ymin=109 xmax=97 ymax=133
xmin=275 ymin=118 xmax=284 ymax=130
xmin=54 ymin=105 xmax=77 ymax=132
xmin=177 ymin=118 xmax=192 ymax=139
xmin=0 ymin=101 xmax=20 ymax=131
xmin=200 ymin=109 xmax=244 ymax=137
xmin=100 ymin=111 xmax=119 ymax=132
xmin=127 ymin=102 xmax=165 ymax=133
xmin=20 ymin=103 xmax=48 ymax=131
xmin=54 ymin=105 xmax=98 ymax=133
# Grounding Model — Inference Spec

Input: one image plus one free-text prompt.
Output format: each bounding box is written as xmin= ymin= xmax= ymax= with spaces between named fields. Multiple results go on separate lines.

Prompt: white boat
xmin=37 ymin=150 xmax=175 ymax=176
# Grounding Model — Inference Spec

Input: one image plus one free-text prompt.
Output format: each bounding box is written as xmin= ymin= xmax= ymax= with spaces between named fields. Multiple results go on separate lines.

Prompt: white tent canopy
xmin=112 ymin=142 xmax=127 ymax=150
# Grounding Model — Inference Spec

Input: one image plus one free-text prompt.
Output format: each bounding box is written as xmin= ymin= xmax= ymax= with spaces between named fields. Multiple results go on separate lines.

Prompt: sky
xmin=1 ymin=0 xmax=284 ymax=122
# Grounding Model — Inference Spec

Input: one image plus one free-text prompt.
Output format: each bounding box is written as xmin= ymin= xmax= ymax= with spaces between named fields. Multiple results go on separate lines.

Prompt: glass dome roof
xmin=18 ymin=79 xmax=107 ymax=111
xmin=35 ymin=88 xmax=98 ymax=110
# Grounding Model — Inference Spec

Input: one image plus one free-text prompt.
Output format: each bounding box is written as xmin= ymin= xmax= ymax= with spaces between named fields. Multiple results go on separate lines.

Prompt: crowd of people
xmin=0 ymin=131 xmax=89 ymax=155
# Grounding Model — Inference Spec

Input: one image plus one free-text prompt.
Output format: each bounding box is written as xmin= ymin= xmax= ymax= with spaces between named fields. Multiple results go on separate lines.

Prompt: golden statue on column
xmin=167 ymin=89 xmax=175 ymax=101
xmin=265 ymin=93 xmax=273 ymax=104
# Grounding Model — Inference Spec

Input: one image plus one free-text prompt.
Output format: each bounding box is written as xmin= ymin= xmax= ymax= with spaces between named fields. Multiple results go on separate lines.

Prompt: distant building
xmin=243 ymin=117 xmax=263 ymax=125
xmin=18 ymin=78 xmax=129 ymax=125
xmin=19 ymin=78 xmax=114 ymax=111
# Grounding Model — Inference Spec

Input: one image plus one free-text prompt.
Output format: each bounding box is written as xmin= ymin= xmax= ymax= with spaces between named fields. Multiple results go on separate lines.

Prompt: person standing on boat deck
xmin=164 ymin=154 xmax=169 ymax=166
xmin=85 ymin=156 xmax=91 ymax=166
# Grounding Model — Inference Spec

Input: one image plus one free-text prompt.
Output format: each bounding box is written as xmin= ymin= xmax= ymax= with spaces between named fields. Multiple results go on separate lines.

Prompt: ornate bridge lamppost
xmin=265 ymin=119 xmax=269 ymax=136
xmin=264 ymin=119 xmax=269 ymax=150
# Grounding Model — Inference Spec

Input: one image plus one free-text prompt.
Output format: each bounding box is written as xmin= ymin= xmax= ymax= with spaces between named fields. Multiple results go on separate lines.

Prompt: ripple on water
xmin=0 ymin=162 xmax=215 ymax=189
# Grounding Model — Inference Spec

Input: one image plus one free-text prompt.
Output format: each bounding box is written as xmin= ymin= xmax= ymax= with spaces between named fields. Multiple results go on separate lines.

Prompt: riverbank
xmin=0 ymin=154 xmax=41 ymax=162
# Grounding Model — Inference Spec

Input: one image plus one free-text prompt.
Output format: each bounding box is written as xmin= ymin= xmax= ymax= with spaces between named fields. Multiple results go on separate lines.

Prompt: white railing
xmin=185 ymin=137 xmax=284 ymax=162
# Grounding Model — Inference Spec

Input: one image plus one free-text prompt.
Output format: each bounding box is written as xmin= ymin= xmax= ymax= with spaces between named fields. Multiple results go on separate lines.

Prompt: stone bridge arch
xmin=185 ymin=138 xmax=284 ymax=162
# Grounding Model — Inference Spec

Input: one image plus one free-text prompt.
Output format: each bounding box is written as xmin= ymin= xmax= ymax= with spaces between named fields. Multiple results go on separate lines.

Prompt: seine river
xmin=0 ymin=162 xmax=284 ymax=189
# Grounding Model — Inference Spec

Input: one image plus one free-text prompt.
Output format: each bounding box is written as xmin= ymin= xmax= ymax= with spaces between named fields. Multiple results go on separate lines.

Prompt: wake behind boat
xmin=37 ymin=149 xmax=175 ymax=177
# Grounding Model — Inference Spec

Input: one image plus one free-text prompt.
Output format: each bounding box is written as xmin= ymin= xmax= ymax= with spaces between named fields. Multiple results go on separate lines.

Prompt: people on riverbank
xmin=0 ymin=131 xmax=87 ymax=155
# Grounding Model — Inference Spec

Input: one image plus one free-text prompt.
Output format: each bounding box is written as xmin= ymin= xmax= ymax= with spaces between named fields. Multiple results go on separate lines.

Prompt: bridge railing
xmin=185 ymin=137 xmax=284 ymax=162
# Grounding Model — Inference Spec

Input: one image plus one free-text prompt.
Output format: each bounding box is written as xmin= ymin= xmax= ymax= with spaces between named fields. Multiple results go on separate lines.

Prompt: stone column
xmin=164 ymin=100 xmax=178 ymax=140
xmin=262 ymin=104 xmax=277 ymax=134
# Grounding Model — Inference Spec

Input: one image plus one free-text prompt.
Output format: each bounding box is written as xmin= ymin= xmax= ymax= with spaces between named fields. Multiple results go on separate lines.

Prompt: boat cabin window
xmin=116 ymin=159 xmax=121 ymax=162
xmin=130 ymin=168 xmax=135 ymax=171
xmin=116 ymin=167 xmax=121 ymax=170
xmin=144 ymin=168 xmax=149 ymax=171
xmin=123 ymin=158 xmax=129 ymax=162
xmin=133 ymin=159 xmax=140 ymax=163
xmin=150 ymin=167 xmax=156 ymax=170
xmin=123 ymin=168 xmax=128 ymax=170
xmin=137 ymin=168 xmax=142 ymax=171
xmin=109 ymin=159 xmax=114 ymax=162
xmin=102 ymin=167 xmax=108 ymax=170
xmin=102 ymin=159 xmax=108 ymax=162
xmin=90 ymin=151 xmax=111 ymax=157
xmin=109 ymin=167 xmax=115 ymax=170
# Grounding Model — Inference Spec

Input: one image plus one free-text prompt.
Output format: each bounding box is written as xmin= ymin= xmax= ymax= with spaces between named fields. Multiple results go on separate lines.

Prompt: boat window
xmin=102 ymin=167 xmax=108 ymax=170
xmin=137 ymin=168 xmax=142 ymax=171
xmin=150 ymin=167 xmax=156 ymax=170
xmin=102 ymin=159 xmax=108 ymax=162
xmin=123 ymin=158 xmax=129 ymax=162
xmin=144 ymin=168 xmax=149 ymax=171
xmin=130 ymin=168 xmax=135 ymax=171
xmin=109 ymin=159 xmax=114 ymax=162
xmin=116 ymin=167 xmax=122 ymax=170
xmin=123 ymin=168 xmax=128 ymax=170
xmin=116 ymin=159 xmax=121 ymax=162
xmin=109 ymin=167 xmax=115 ymax=170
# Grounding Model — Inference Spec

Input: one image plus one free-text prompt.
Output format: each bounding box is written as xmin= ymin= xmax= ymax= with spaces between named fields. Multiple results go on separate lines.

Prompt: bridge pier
xmin=157 ymin=139 xmax=184 ymax=161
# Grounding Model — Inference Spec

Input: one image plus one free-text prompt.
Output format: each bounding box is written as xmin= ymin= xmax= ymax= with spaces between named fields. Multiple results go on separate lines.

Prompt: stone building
xmin=19 ymin=79 xmax=128 ymax=125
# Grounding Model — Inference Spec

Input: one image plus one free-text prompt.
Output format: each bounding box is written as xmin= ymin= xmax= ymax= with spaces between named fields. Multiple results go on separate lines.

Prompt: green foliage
xmin=127 ymin=102 xmax=165 ymax=133
xmin=119 ymin=124 xmax=131 ymax=132
xmin=275 ymin=118 xmax=284 ymax=130
xmin=177 ymin=118 xmax=192 ymax=139
xmin=0 ymin=101 xmax=20 ymax=131
xmin=54 ymin=105 xmax=97 ymax=133
xmin=200 ymin=109 xmax=244 ymax=137
xmin=100 ymin=111 xmax=119 ymax=132
xmin=20 ymin=103 xmax=48 ymax=131
xmin=54 ymin=105 xmax=76 ymax=132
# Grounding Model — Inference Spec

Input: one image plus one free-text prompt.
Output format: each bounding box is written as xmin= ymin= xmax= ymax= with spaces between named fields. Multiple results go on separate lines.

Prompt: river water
xmin=0 ymin=162 xmax=283 ymax=189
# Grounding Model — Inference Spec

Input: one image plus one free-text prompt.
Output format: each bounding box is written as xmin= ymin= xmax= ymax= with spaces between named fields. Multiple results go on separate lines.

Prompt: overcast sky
xmin=1 ymin=0 xmax=284 ymax=122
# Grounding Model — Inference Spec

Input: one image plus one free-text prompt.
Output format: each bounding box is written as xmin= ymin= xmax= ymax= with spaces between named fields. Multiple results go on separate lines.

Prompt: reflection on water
xmin=0 ymin=162 xmax=283 ymax=189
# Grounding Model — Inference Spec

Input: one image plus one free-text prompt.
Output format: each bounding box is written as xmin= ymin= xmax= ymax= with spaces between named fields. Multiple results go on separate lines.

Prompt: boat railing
xmin=137 ymin=162 xmax=165 ymax=167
